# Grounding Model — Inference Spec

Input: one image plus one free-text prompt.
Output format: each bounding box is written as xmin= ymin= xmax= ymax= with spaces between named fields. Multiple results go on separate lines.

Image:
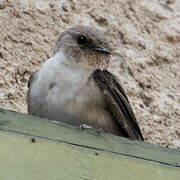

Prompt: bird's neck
xmin=56 ymin=51 xmax=94 ymax=78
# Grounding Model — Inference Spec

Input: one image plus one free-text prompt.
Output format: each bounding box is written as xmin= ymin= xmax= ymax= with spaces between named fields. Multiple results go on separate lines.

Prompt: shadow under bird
xmin=27 ymin=25 xmax=144 ymax=141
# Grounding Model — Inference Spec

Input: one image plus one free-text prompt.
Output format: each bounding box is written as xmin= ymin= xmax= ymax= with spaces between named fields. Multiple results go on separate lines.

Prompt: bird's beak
xmin=92 ymin=46 xmax=111 ymax=55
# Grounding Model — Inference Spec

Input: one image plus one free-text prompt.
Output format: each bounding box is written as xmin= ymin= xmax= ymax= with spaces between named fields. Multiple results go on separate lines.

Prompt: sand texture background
xmin=0 ymin=0 xmax=180 ymax=149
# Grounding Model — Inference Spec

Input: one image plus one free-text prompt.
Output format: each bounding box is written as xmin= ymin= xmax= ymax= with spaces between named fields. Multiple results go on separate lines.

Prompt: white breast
xmin=30 ymin=51 xmax=102 ymax=123
xmin=29 ymin=52 xmax=119 ymax=134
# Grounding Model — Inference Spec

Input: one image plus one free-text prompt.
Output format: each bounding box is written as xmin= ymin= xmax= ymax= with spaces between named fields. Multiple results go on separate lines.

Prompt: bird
xmin=27 ymin=25 xmax=144 ymax=141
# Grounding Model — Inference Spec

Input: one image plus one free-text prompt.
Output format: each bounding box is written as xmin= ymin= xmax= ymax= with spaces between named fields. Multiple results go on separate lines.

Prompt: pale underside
xmin=28 ymin=52 xmax=122 ymax=136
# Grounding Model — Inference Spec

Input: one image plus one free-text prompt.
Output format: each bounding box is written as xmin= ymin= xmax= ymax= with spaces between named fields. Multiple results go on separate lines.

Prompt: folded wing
xmin=93 ymin=69 xmax=144 ymax=141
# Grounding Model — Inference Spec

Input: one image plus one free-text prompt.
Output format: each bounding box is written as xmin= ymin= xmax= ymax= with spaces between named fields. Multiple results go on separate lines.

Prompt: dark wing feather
xmin=93 ymin=69 xmax=144 ymax=141
xmin=27 ymin=71 xmax=38 ymax=114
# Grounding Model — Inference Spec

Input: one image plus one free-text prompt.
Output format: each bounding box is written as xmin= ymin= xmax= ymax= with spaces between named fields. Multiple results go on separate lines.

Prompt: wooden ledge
xmin=0 ymin=108 xmax=180 ymax=180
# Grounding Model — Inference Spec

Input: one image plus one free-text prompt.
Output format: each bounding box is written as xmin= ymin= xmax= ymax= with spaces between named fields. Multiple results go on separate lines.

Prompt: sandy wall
xmin=0 ymin=0 xmax=180 ymax=148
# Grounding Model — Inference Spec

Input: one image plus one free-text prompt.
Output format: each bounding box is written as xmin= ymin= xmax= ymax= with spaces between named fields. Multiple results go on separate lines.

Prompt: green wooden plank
xmin=0 ymin=108 xmax=180 ymax=168
xmin=0 ymin=131 xmax=180 ymax=180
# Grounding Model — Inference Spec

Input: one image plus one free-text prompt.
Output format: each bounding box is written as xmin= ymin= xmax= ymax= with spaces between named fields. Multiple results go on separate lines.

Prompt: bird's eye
xmin=77 ymin=35 xmax=87 ymax=45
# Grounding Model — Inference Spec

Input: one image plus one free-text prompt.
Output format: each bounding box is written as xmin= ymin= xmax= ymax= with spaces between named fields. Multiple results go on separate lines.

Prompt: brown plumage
xmin=27 ymin=25 xmax=144 ymax=141
xmin=93 ymin=70 xmax=144 ymax=140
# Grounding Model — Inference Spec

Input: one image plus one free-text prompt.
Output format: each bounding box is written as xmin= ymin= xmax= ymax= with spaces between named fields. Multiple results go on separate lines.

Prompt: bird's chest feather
xmin=31 ymin=56 xmax=108 ymax=124
xmin=46 ymin=66 xmax=103 ymax=117
xmin=30 ymin=55 xmax=114 ymax=130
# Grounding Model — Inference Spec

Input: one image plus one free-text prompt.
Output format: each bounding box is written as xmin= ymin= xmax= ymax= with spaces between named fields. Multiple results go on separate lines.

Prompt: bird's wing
xmin=27 ymin=71 xmax=38 ymax=114
xmin=93 ymin=69 xmax=144 ymax=141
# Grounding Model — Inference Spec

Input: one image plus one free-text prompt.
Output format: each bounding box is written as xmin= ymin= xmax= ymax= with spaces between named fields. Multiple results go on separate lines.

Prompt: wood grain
xmin=0 ymin=108 xmax=180 ymax=179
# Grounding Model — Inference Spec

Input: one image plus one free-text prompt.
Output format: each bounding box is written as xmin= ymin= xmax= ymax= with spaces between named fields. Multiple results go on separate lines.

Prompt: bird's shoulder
xmin=27 ymin=71 xmax=39 ymax=114
xmin=28 ymin=71 xmax=39 ymax=89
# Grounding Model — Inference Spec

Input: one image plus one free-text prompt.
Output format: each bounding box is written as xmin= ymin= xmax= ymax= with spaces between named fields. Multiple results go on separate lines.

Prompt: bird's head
xmin=54 ymin=25 xmax=111 ymax=71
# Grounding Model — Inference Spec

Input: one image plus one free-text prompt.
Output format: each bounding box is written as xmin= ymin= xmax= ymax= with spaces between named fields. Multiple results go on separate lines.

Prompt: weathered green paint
xmin=0 ymin=108 xmax=180 ymax=179
xmin=0 ymin=131 xmax=180 ymax=180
